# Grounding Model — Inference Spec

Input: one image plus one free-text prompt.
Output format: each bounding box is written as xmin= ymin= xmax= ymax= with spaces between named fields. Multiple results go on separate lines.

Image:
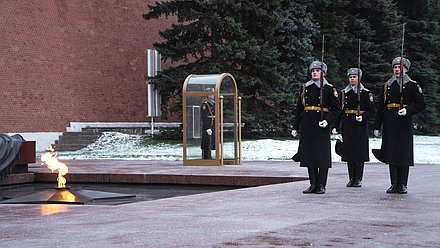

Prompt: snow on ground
xmin=55 ymin=132 xmax=440 ymax=164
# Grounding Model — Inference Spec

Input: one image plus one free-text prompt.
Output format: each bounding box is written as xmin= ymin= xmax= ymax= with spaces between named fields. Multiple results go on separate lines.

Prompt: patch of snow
xmin=55 ymin=132 xmax=440 ymax=164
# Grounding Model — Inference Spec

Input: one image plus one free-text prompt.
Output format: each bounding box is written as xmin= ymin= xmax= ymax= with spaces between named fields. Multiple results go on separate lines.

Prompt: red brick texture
xmin=0 ymin=0 xmax=174 ymax=132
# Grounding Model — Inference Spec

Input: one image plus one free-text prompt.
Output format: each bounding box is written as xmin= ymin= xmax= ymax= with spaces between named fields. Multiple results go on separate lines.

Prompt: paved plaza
xmin=1 ymin=160 xmax=440 ymax=247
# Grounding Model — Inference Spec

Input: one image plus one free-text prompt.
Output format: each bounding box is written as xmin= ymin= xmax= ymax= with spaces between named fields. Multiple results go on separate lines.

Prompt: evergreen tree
xmin=395 ymin=0 xmax=440 ymax=133
xmin=144 ymin=0 xmax=300 ymax=136
xmin=276 ymin=0 xmax=318 ymax=130
xmin=304 ymin=0 xmax=350 ymax=89
xmin=306 ymin=0 xmax=403 ymax=92
xmin=142 ymin=0 xmax=439 ymax=135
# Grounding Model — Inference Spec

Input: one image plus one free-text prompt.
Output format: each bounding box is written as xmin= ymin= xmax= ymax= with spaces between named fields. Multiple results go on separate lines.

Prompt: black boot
xmin=315 ymin=184 xmax=326 ymax=194
xmin=352 ymin=179 xmax=362 ymax=187
xmin=397 ymin=167 xmax=409 ymax=190
xmin=347 ymin=163 xmax=355 ymax=187
xmin=202 ymin=149 xmax=212 ymax=159
xmin=353 ymin=162 xmax=364 ymax=187
xmin=398 ymin=184 xmax=407 ymax=194
xmin=386 ymin=184 xmax=398 ymax=193
xmin=304 ymin=168 xmax=318 ymax=194
xmin=303 ymin=185 xmax=317 ymax=194
xmin=387 ymin=165 xmax=398 ymax=193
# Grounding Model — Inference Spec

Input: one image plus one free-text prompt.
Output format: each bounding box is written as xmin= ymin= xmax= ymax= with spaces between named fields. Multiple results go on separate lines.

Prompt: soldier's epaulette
xmin=326 ymin=83 xmax=334 ymax=87
xmin=362 ymin=88 xmax=370 ymax=92
xmin=409 ymin=80 xmax=418 ymax=84
xmin=414 ymin=80 xmax=423 ymax=93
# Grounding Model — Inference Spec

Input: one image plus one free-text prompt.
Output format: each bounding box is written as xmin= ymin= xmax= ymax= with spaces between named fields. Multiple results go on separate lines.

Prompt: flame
xmin=41 ymin=145 xmax=68 ymax=188
xmin=59 ymin=189 xmax=76 ymax=202
xmin=40 ymin=204 xmax=67 ymax=216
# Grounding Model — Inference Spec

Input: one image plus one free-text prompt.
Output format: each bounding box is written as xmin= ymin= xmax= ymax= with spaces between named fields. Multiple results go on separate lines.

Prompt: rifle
xmin=320 ymin=35 xmax=325 ymax=121
xmin=399 ymin=23 xmax=405 ymax=109
xmin=208 ymin=103 xmax=214 ymax=159
xmin=357 ymin=39 xmax=361 ymax=116
xmin=208 ymin=126 xmax=212 ymax=158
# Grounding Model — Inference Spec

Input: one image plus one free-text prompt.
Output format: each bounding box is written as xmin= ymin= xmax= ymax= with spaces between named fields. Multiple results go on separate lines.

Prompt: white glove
xmin=318 ymin=120 xmax=328 ymax=128
xmin=356 ymin=115 xmax=363 ymax=122
xmin=398 ymin=108 xmax=407 ymax=116
xmin=206 ymin=129 xmax=212 ymax=136
xmin=291 ymin=130 xmax=297 ymax=137
xmin=331 ymin=128 xmax=338 ymax=134
xmin=374 ymin=130 xmax=380 ymax=137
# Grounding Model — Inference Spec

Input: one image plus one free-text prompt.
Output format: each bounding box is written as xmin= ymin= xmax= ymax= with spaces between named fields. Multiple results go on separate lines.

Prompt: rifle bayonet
xmin=320 ymin=35 xmax=325 ymax=121
xmin=357 ymin=39 xmax=361 ymax=116
xmin=399 ymin=23 xmax=405 ymax=109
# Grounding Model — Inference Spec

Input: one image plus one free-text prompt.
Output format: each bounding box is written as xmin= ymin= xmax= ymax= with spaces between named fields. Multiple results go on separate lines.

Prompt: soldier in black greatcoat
xmin=201 ymin=88 xmax=215 ymax=159
xmin=334 ymin=68 xmax=376 ymax=187
xmin=373 ymin=57 xmax=426 ymax=194
xmin=292 ymin=61 xmax=341 ymax=194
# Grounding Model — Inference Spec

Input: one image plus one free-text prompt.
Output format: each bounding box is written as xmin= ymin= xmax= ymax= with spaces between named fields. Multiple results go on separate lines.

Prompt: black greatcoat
xmin=337 ymin=87 xmax=376 ymax=162
xmin=293 ymin=83 xmax=341 ymax=168
xmin=373 ymin=78 xmax=426 ymax=166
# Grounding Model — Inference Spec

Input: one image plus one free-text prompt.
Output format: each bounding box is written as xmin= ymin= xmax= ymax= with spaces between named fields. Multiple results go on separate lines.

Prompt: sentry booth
xmin=182 ymin=73 xmax=241 ymax=165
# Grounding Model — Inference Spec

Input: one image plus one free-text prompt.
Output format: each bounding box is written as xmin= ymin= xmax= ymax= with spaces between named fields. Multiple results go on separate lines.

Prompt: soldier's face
xmin=393 ymin=65 xmax=408 ymax=77
xmin=311 ymin=69 xmax=323 ymax=80
xmin=348 ymin=75 xmax=359 ymax=85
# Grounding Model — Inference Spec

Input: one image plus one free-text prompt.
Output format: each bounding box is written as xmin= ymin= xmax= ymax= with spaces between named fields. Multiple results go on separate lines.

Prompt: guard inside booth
xmin=182 ymin=73 xmax=241 ymax=166
xmin=200 ymin=88 xmax=216 ymax=159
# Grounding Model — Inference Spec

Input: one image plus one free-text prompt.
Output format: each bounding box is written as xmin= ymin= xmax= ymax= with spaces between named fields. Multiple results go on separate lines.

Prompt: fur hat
xmin=347 ymin=68 xmax=362 ymax=77
xmin=392 ymin=57 xmax=411 ymax=70
xmin=309 ymin=61 xmax=327 ymax=74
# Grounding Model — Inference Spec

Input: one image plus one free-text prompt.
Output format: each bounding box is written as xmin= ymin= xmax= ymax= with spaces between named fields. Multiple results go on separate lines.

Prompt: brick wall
xmin=0 ymin=0 xmax=174 ymax=132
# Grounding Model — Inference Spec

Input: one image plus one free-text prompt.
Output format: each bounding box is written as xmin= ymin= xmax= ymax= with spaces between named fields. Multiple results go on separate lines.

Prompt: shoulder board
xmin=326 ymin=83 xmax=334 ymax=87
xmin=410 ymin=80 xmax=418 ymax=84
xmin=362 ymin=88 xmax=370 ymax=92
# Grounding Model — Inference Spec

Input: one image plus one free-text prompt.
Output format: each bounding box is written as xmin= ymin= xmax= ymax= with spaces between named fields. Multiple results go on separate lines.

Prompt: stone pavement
xmin=1 ymin=160 xmax=440 ymax=247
